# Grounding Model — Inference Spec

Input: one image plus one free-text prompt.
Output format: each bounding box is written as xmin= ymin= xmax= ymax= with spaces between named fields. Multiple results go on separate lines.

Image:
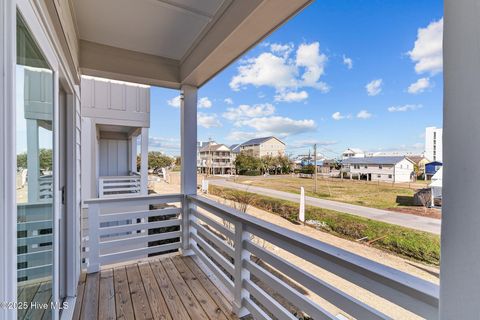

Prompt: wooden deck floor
xmin=17 ymin=281 xmax=52 ymax=320
xmin=73 ymin=255 xmax=237 ymax=320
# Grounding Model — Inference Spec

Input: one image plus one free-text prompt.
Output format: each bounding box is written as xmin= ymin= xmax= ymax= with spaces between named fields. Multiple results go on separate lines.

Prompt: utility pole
xmin=314 ymin=143 xmax=318 ymax=193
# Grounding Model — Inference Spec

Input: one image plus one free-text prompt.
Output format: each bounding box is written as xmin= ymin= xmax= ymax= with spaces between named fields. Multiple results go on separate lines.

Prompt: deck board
xmin=138 ymin=262 xmax=172 ymax=320
xmin=114 ymin=266 xmax=135 ymax=320
xmin=126 ymin=264 xmax=153 ymax=320
xmin=82 ymin=272 xmax=100 ymax=320
xmin=99 ymin=269 xmax=116 ymax=320
xmin=170 ymin=257 xmax=228 ymax=320
xmin=74 ymin=255 xmax=235 ymax=320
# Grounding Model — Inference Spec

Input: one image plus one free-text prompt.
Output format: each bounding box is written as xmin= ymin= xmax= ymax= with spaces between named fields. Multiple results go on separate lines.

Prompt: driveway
xmin=209 ymin=179 xmax=441 ymax=234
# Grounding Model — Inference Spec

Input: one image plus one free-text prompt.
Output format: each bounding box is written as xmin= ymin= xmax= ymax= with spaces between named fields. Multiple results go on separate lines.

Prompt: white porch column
xmin=26 ymin=119 xmax=39 ymax=202
xmin=181 ymin=85 xmax=197 ymax=195
xmin=128 ymin=134 xmax=137 ymax=174
xmin=140 ymin=128 xmax=148 ymax=195
xmin=180 ymin=85 xmax=197 ymax=255
xmin=440 ymin=1 xmax=480 ymax=318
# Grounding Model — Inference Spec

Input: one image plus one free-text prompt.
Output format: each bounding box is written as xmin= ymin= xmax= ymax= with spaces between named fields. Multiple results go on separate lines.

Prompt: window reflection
xmin=16 ymin=13 xmax=54 ymax=319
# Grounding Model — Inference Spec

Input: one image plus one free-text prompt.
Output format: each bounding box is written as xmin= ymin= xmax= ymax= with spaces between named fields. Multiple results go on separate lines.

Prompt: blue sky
xmin=150 ymin=0 xmax=443 ymax=158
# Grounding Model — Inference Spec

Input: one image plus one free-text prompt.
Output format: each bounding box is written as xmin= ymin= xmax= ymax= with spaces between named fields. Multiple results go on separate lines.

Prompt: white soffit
xmin=73 ymin=0 xmax=226 ymax=60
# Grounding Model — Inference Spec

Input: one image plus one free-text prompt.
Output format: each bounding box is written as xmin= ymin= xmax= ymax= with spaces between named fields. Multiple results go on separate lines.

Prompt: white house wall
xmin=98 ymin=139 xmax=129 ymax=176
xmin=349 ymin=159 xmax=414 ymax=183
xmin=80 ymin=76 xmax=150 ymax=128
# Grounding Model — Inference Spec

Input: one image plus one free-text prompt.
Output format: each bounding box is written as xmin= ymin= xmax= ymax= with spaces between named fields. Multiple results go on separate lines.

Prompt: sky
xmin=149 ymin=0 xmax=443 ymax=158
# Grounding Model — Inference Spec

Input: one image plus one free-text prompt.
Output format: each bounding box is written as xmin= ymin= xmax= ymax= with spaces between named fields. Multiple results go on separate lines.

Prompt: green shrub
xmin=209 ymin=185 xmax=440 ymax=265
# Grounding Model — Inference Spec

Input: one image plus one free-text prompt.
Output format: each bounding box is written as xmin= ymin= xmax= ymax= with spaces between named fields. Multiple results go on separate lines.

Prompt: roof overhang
xmin=67 ymin=0 xmax=313 ymax=88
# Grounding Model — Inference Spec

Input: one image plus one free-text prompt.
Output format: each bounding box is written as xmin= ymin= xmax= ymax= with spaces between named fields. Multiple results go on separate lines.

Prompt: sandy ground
xmin=151 ymin=178 xmax=439 ymax=319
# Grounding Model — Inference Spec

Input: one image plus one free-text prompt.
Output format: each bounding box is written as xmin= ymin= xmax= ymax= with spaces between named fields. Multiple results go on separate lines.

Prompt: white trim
xmin=0 ymin=0 xmax=17 ymax=319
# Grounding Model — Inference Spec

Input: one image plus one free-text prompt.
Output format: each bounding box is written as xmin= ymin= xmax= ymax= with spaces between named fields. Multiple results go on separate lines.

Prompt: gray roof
xmin=342 ymin=156 xmax=411 ymax=165
xmin=199 ymin=143 xmax=230 ymax=152
xmin=241 ymin=136 xmax=285 ymax=146
xmin=229 ymin=144 xmax=241 ymax=153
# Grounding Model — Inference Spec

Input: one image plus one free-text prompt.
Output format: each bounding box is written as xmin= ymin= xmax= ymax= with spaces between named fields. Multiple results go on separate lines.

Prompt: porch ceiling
xmin=70 ymin=0 xmax=313 ymax=88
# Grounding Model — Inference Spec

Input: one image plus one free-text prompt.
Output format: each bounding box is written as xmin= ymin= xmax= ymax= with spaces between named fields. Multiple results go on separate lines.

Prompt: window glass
xmin=16 ymin=13 xmax=54 ymax=319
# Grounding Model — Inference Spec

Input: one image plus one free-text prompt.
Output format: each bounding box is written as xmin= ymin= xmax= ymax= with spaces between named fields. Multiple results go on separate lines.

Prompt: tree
xmin=234 ymin=152 xmax=262 ymax=174
xmin=277 ymin=155 xmax=293 ymax=174
xmin=137 ymin=151 xmax=174 ymax=170
xmin=16 ymin=148 xmax=52 ymax=170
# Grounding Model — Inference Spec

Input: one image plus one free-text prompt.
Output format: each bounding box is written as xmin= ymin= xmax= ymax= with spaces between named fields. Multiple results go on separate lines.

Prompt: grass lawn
xmin=210 ymin=185 xmax=440 ymax=265
xmin=232 ymin=175 xmax=421 ymax=210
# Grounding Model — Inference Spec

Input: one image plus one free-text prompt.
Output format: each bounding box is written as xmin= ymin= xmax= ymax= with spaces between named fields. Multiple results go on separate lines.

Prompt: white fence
xmin=84 ymin=194 xmax=183 ymax=273
xmin=17 ymin=203 xmax=53 ymax=282
xmin=98 ymin=175 xmax=141 ymax=197
xmin=38 ymin=175 xmax=53 ymax=200
xmin=84 ymin=193 xmax=439 ymax=319
xmin=186 ymin=195 xmax=439 ymax=320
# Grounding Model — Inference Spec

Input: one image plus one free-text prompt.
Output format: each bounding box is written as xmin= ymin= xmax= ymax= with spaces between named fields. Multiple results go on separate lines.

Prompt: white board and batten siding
xmin=80 ymin=76 xmax=150 ymax=128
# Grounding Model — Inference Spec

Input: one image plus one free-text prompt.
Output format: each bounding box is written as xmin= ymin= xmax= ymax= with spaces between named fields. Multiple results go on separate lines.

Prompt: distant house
xmin=407 ymin=155 xmax=431 ymax=178
xmin=198 ymin=142 xmax=234 ymax=175
xmin=342 ymin=156 xmax=415 ymax=183
xmin=342 ymin=148 xmax=365 ymax=159
xmin=425 ymin=161 xmax=443 ymax=180
xmin=239 ymin=136 xmax=285 ymax=157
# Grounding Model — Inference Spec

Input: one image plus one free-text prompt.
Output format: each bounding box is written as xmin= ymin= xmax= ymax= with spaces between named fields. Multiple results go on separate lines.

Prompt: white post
xmin=233 ymin=221 xmax=250 ymax=318
xmin=129 ymin=135 xmax=137 ymax=174
xmin=87 ymin=204 xmax=100 ymax=273
xmin=26 ymin=119 xmax=39 ymax=202
xmin=140 ymin=128 xmax=148 ymax=195
xmin=441 ymin=1 xmax=480 ymax=318
xmin=180 ymin=85 xmax=197 ymax=255
xmin=299 ymin=187 xmax=305 ymax=223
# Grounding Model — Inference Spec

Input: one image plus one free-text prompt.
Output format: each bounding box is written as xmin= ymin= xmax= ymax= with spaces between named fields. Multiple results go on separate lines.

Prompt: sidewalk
xmin=210 ymin=179 xmax=441 ymax=234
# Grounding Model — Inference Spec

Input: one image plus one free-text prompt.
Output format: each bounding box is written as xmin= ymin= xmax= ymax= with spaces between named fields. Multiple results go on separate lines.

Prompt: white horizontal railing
xmin=186 ymin=195 xmax=439 ymax=320
xmin=98 ymin=175 xmax=141 ymax=198
xmin=38 ymin=175 xmax=53 ymax=200
xmin=17 ymin=203 xmax=53 ymax=282
xmin=84 ymin=194 xmax=183 ymax=273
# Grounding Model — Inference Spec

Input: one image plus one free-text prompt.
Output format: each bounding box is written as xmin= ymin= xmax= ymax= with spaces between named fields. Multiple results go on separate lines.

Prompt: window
xmin=364 ymin=165 xmax=367 ymax=169
xmin=379 ymin=165 xmax=383 ymax=169
xmin=388 ymin=174 xmax=392 ymax=179
xmin=377 ymin=174 xmax=381 ymax=178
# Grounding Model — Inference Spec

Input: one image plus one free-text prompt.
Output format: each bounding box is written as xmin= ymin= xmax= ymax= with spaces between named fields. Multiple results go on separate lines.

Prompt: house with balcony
xmin=198 ymin=142 xmax=234 ymax=175
xmin=1 ymin=0 xmax=479 ymax=320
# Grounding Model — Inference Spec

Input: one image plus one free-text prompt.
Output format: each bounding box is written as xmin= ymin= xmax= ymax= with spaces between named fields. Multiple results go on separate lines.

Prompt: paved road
xmin=209 ymin=179 xmax=441 ymax=234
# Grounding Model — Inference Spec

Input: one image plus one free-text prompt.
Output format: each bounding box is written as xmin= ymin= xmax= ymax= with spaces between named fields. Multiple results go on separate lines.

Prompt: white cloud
xmin=198 ymin=97 xmax=212 ymax=109
xmin=332 ymin=112 xmax=345 ymax=120
xmin=226 ymin=131 xmax=258 ymax=142
xmin=357 ymin=110 xmax=372 ymax=119
xmin=224 ymin=98 xmax=233 ymax=105
xmin=198 ymin=113 xmax=221 ymax=128
xmin=388 ymin=104 xmax=423 ymax=112
xmin=274 ymin=90 xmax=308 ymax=102
xmin=270 ymin=43 xmax=293 ymax=57
xmin=235 ymin=116 xmax=316 ymax=138
xmin=408 ymin=77 xmax=431 ymax=94
xmin=296 ymin=42 xmax=329 ymax=91
xmin=342 ymin=55 xmax=353 ymax=69
xmin=366 ymin=79 xmax=383 ymax=96
xmin=229 ymin=42 xmax=329 ymax=98
xmin=223 ymin=103 xmax=275 ymax=121
xmin=408 ymin=18 xmax=443 ymax=75
xmin=149 ymin=137 xmax=180 ymax=151
xmin=167 ymin=95 xmax=181 ymax=108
